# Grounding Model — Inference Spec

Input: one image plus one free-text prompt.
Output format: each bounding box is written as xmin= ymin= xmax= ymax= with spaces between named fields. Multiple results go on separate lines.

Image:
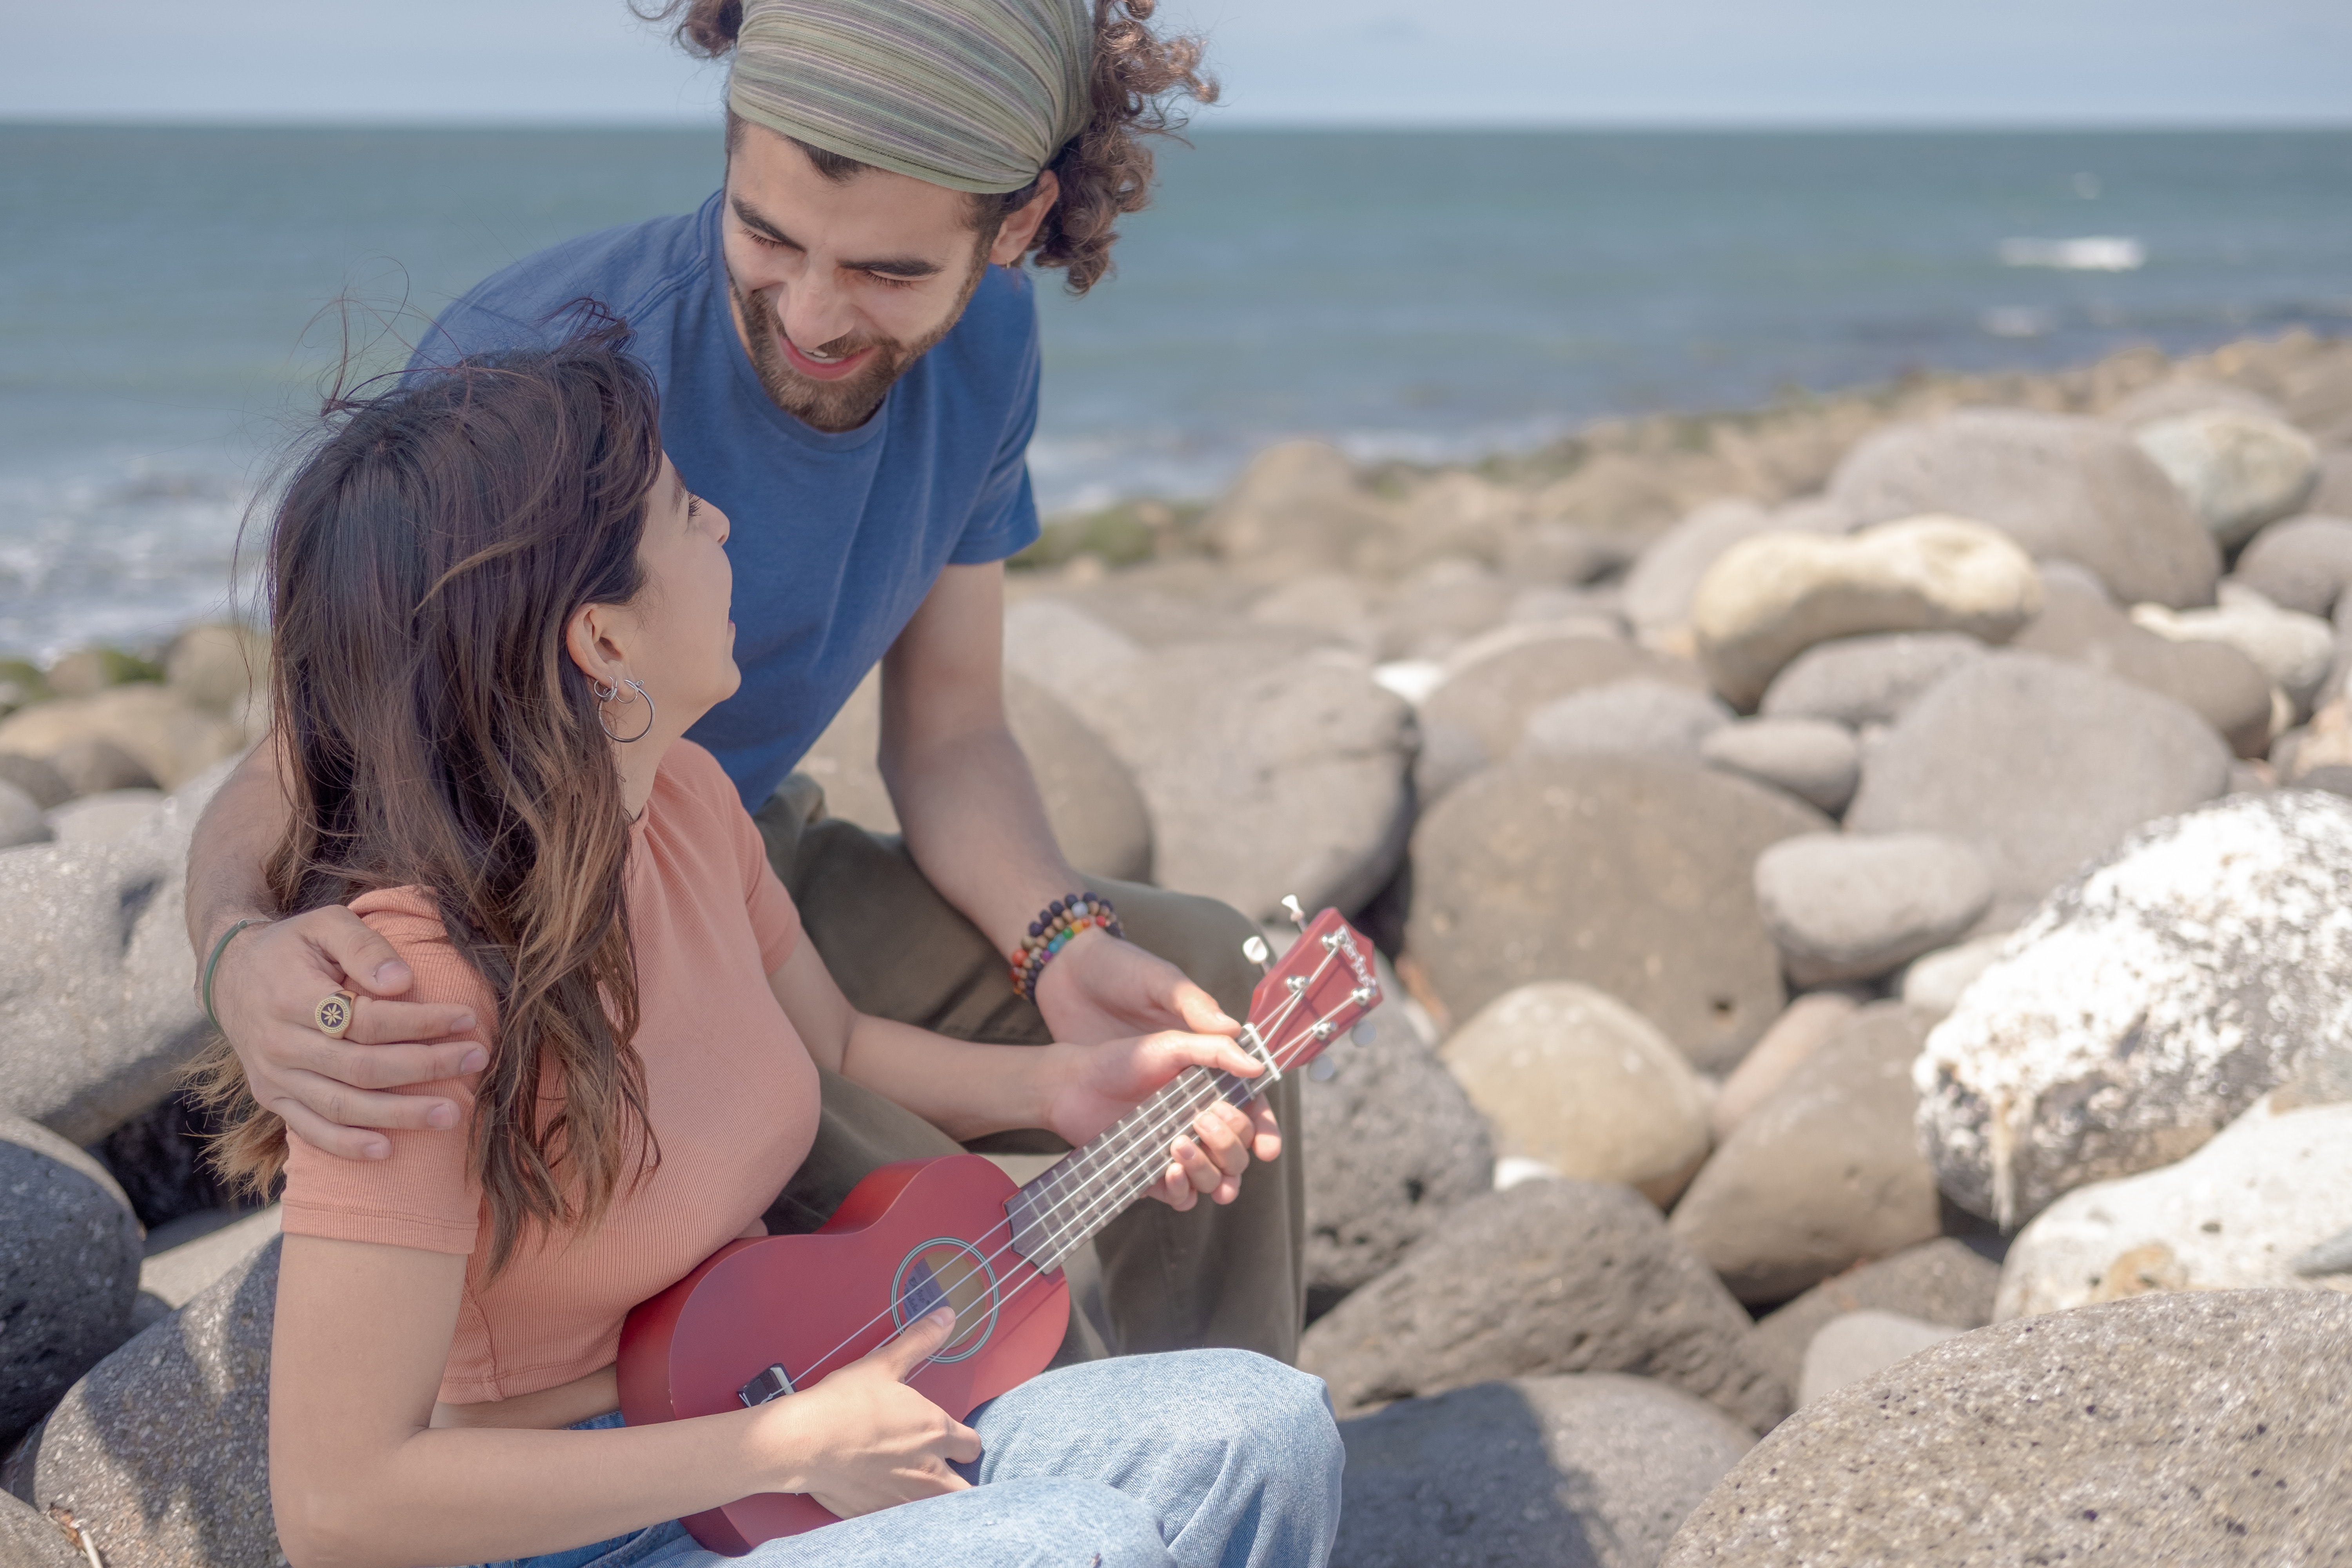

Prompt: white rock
xmin=1995 ymin=1096 xmax=2352 ymax=1321
xmin=2134 ymin=408 xmax=2322 ymax=548
xmin=1898 ymin=931 xmax=2013 ymax=1021
xmin=1917 ymin=791 xmax=2352 ymax=1228
xmin=1798 ymin=1309 xmax=1966 ymax=1406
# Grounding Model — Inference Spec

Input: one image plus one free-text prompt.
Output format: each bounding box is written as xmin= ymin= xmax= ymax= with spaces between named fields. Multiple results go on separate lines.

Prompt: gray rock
xmin=2134 ymin=408 xmax=2322 ymax=549
xmin=1334 ymin=1375 xmax=1754 ymax=1568
xmin=1 ymin=1115 xmax=142 ymax=1443
xmin=1757 ymin=632 xmax=1985 ymax=729
xmin=1418 ymin=635 xmax=1709 ymax=799
xmin=1006 ymin=604 xmax=1411 ymax=920
xmin=1203 ymin=440 xmax=1393 ymax=578
xmin=1519 ymin=679 xmax=1731 ymax=763
xmin=46 ymin=789 xmax=164 ymax=845
xmin=1710 ymin=993 xmax=1857 ymax=1142
xmin=1828 ymin=408 xmax=2220 ymax=609
xmin=2134 ymin=583 xmax=2335 ymax=717
xmin=1747 ymin=1238 xmax=2002 ymax=1396
xmin=0 ymin=754 xmax=71 ymax=811
xmin=2012 ymin=561 xmax=2277 ymax=756
xmin=1844 ymin=651 xmax=2232 ymax=926
xmin=1699 ymin=719 xmax=1860 ymax=815
xmin=1660 ymin=1291 xmax=2352 ymax=1566
xmin=46 ymin=739 xmax=157 ymax=799
xmin=797 ymin=666 xmax=1154 ymax=884
xmin=0 ymin=1494 xmax=82 ymax=1568
xmin=139 ymin=1207 xmax=281 ymax=1314
xmin=1621 ymin=500 xmax=1780 ymax=653
xmin=1500 ymin=522 xmax=1629 ymax=587
xmin=1376 ymin=562 xmax=1514 ymax=661
xmin=27 ymin=1236 xmax=279 ymax=1568
xmin=87 ymin=1091 xmax=242 ymax=1230
xmin=163 ymin=624 xmax=268 ymax=718
xmin=1995 ymin=1096 xmax=2352 ymax=1319
xmin=1668 ymin=1005 xmax=1942 ymax=1306
xmin=1752 ymin=832 xmax=1993 ymax=985
xmin=1303 ymin=958 xmax=1494 ymax=1314
xmin=2233 ymin=514 xmax=2352 ymax=618
xmin=0 ymin=778 xmax=49 ymax=848
xmin=1918 ymin=791 xmax=2352 ymax=1227
xmin=1797 ymin=1310 xmax=1965 ymax=1406
xmin=1895 ymin=931 xmax=2012 ymax=1021
xmin=0 ymin=767 xmax=231 ymax=1144
xmin=2315 ymin=447 xmax=2352 ymax=515
xmin=2105 ymin=375 xmax=2286 ymax=427
xmin=1408 ymin=757 xmax=1829 ymax=1071
xmin=1299 ymin=1178 xmax=1789 ymax=1432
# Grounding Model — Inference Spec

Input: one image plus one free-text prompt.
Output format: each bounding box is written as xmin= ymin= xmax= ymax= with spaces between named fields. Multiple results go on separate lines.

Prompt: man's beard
xmin=729 ymin=255 xmax=987 ymax=434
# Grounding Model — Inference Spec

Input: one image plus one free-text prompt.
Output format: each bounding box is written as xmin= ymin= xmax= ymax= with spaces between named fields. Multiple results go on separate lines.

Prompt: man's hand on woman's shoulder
xmin=206 ymin=907 xmax=485 ymax=1160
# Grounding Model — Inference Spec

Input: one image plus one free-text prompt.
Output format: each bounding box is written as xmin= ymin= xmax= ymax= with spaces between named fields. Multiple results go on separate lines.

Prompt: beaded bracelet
xmin=1009 ymin=893 xmax=1125 ymax=1002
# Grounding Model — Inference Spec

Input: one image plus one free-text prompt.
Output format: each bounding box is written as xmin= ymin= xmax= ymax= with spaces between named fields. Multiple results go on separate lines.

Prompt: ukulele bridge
xmin=738 ymin=1363 xmax=796 ymax=1407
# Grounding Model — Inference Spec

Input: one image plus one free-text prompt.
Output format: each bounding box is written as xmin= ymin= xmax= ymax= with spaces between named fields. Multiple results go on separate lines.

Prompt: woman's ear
xmin=564 ymin=601 xmax=625 ymax=692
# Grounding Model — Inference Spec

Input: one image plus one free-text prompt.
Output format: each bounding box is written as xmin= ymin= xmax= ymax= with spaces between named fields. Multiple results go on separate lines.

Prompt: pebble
xmin=1751 ymin=831 xmax=1994 ymax=985
xmin=1661 ymin=1291 xmax=2352 ymax=1566
xmin=1796 ymin=1310 xmax=1965 ymax=1407
xmin=1844 ymin=651 xmax=2232 ymax=925
xmin=1407 ymin=756 xmax=1829 ymax=1072
xmin=1829 ymin=407 xmax=2220 ymax=609
xmin=1917 ymin=790 xmax=2352 ymax=1227
xmin=2132 ymin=582 xmax=2334 ymax=716
xmin=2013 ymin=561 xmax=2277 ymax=755
xmin=1708 ymin=992 xmax=1856 ymax=1142
xmin=1333 ymin=1375 xmax=1754 ymax=1568
xmin=1746 ymin=1238 xmax=2001 ymax=1396
xmin=1517 ymin=678 xmax=1731 ymax=763
xmin=1758 ymin=631 xmax=1985 ymax=728
xmin=1299 ymin=1177 xmax=1789 ymax=1432
xmin=2232 ymin=512 xmax=2352 ymax=618
xmin=0 ymin=1115 xmax=142 ymax=1444
xmin=1668 ymin=1004 xmax=1942 ymax=1306
xmin=1690 ymin=516 xmax=2042 ymax=710
xmin=1995 ymin=1095 xmax=2352 ymax=1319
xmin=2133 ymin=407 xmax=2322 ymax=548
xmin=1441 ymin=982 xmax=1713 ymax=1206
xmin=1698 ymin=718 xmax=1860 ymax=815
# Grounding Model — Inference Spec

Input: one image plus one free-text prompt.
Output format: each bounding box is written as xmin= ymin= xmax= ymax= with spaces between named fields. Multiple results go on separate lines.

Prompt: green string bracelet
xmin=201 ymin=918 xmax=267 ymax=1035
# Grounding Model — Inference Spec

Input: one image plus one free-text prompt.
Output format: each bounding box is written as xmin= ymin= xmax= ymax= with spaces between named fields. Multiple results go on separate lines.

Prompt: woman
xmin=196 ymin=326 xmax=1341 ymax=1568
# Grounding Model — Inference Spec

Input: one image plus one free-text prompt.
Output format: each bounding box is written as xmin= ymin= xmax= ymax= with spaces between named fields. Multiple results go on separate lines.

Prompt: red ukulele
xmin=617 ymin=903 xmax=1381 ymax=1553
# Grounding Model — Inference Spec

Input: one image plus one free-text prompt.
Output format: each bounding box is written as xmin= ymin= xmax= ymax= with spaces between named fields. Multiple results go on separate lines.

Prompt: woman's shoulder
xmin=649 ymin=740 xmax=751 ymax=831
xmin=344 ymin=887 xmax=495 ymax=1015
xmin=348 ymin=884 xmax=451 ymax=944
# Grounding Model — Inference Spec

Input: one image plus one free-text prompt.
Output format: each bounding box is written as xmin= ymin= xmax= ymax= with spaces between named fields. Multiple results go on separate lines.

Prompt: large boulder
xmin=2232 ymin=513 xmax=2352 ymax=618
xmin=0 ymin=685 xmax=243 ymax=793
xmin=2133 ymin=408 xmax=2322 ymax=549
xmin=1407 ymin=757 xmax=1829 ymax=1071
xmin=1 ymin=1115 xmax=142 ymax=1443
xmin=1917 ymin=791 xmax=2352 ymax=1228
xmin=2133 ymin=583 xmax=2334 ymax=717
xmin=1746 ymin=1238 xmax=2002 ymax=1396
xmin=1668 ymin=1004 xmax=1942 ymax=1306
xmin=1757 ymin=631 xmax=1985 ymax=728
xmin=163 ymin=624 xmax=268 ymax=720
xmin=1828 ymin=408 xmax=2220 ymax=609
xmin=2011 ymin=562 xmax=2277 ymax=756
xmin=1843 ymin=652 xmax=2232 ymax=926
xmin=26 ymin=1236 xmax=279 ymax=1568
xmin=1698 ymin=719 xmax=1859 ymax=816
xmin=1299 ymin=1178 xmax=1788 ymax=1432
xmin=1708 ymin=992 xmax=1856 ymax=1142
xmin=1661 ymin=1291 xmax=2352 ymax=1566
xmin=0 ymin=766 xmax=233 ymax=1144
xmin=1416 ymin=634 xmax=1708 ymax=799
xmin=1333 ymin=1375 xmax=1754 ymax=1568
xmin=1302 ymin=957 xmax=1494 ymax=1316
xmin=1691 ymin=517 xmax=2041 ymax=709
xmin=1995 ymin=1096 xmax=2352 ymax=1320
xmin=1441 ymin=982 xmax=1713 ymax=1206
xmin=1005 ymin=603 xmax=1411 ymax=920
xmin=1202 ymin=440 xmax=1394 ymax=578
xmin=795 ymin=666 xmax=1153 ymax=884
xmin=1752 ymin=832 xmax=1993 ymax=985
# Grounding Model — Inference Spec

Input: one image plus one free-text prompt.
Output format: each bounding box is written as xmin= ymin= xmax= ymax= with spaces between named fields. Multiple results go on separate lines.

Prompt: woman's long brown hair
xmin=193 ymin=323 xmax=665 ymax=1272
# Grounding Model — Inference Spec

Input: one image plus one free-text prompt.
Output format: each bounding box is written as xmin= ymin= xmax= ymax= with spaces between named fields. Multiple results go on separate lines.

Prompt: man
xmin=187 ymin=0 xmax=1305 ymax=1363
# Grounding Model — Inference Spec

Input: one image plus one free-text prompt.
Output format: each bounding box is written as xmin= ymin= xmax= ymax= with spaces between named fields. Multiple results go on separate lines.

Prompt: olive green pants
xmin=751 ymin=778 xmax=1306 ymax=1366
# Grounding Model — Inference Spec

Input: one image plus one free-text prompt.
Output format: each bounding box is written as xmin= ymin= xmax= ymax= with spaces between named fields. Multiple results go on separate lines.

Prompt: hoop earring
xmin=596 ymin=677 xmax=657 ymax=743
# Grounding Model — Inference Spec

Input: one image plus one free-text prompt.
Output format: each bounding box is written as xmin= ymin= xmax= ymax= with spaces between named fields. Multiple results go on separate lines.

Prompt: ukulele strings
xmin=780 ymin=966 xmax=1340 ymax=1388
xmin=781 ymin=949 xmax=1358 ymax=1388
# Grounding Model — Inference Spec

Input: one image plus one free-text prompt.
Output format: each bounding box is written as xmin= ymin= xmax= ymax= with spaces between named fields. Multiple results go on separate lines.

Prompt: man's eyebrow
xmin=729 ymin=195 xmax=945 ymax=279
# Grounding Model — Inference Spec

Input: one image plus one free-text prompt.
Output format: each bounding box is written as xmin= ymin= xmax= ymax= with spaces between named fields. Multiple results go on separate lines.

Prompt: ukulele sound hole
xmin=891 ymin=1238 xmax=1002 ymax=1363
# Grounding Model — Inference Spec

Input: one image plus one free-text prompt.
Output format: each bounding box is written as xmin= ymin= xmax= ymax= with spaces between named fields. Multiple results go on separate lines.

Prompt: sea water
xmin=1 ymin=125 xmax=2347 ymax=658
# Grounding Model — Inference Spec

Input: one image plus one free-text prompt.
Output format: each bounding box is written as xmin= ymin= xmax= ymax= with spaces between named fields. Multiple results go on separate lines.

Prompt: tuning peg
xmin=1281 ymin=895 xmax=1307 ymax=931
xmin=1241 ymin=935 xmax=1270 ymax=973
xmin=1308 ymin=1056 xmax=1339 ymax=1082
xmin=1351 ymin=1020 xmax=1377 ymax=1047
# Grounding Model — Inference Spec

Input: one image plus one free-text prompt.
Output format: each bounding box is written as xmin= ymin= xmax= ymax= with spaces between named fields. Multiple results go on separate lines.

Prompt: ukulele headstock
xmin=1241 ymin=904 xmax=1382 ymax=1078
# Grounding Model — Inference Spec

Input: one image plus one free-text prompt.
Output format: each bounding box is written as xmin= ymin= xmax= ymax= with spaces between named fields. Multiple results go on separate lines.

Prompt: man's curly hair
xmin=642 ymin=0 xmax=1214 ymax=294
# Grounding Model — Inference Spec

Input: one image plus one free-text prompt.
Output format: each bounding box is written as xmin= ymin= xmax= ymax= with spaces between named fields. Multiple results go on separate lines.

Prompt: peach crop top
xmin=278 ymin=741 xmax=820 ymax=1404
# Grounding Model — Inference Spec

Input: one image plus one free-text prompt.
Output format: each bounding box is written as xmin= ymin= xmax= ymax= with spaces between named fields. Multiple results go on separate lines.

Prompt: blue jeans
xmin=479 ymin=1349 xmax=1342 ymax=1568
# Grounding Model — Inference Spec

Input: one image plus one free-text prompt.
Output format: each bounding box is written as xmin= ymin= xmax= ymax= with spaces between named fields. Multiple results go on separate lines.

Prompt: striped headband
xmin=728 ymin=0 xmax=1096 ymax=195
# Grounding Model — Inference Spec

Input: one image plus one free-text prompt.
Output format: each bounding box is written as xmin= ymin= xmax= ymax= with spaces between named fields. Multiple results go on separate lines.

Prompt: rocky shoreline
xmin=6 ymin=328 xmax=2352 ymax=1564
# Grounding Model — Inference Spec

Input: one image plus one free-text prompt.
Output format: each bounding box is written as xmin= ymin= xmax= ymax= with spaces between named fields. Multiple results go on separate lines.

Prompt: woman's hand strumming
xmin=763 ymin=1307 xmax=982 ymax=1518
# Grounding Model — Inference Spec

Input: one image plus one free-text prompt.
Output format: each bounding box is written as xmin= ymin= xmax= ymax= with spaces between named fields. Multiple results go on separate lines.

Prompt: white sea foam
xmin=1997 ymin=236 xmax=2147 ymax=272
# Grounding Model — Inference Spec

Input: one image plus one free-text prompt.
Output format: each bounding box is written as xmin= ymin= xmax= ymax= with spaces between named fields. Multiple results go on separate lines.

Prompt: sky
xmin=1 ymin=0 xmax=2348 ymax=126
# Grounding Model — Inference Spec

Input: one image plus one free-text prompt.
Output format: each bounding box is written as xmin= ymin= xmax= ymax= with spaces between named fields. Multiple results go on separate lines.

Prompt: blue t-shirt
xmin=413 ymin=190 xmax=1042 ymax=809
